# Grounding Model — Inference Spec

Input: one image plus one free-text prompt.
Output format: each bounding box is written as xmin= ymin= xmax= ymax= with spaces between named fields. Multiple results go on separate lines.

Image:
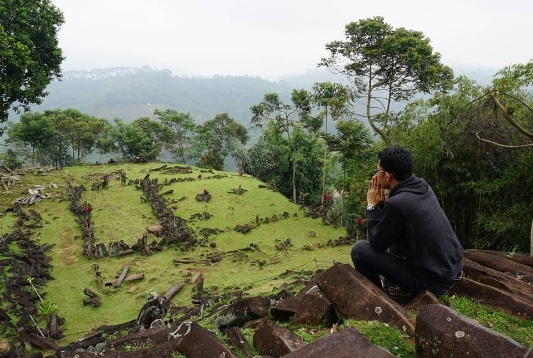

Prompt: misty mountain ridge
xmin=20 ymin=66 xmax=495 ymax=127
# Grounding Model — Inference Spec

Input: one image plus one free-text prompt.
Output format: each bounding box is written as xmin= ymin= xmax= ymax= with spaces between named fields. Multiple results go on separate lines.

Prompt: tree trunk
xmin=365 ymin=77 xmax=390 ymax=145
xmin=322 ymin=150 xmax=327 ymax=203
xmin=530 ymin=217 xmax=533 ymax=255
xmin=321 ymin=109 xmax=329 ymax=204
xmin=292 ymin=151 xmax=297 ymax=203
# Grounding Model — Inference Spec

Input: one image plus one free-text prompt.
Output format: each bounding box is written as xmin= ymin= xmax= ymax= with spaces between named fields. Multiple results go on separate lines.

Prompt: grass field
xmin=1 ymin=162 xmax=531 ymax=356
xmin=1 ymin=163 xmax=350 ymax=343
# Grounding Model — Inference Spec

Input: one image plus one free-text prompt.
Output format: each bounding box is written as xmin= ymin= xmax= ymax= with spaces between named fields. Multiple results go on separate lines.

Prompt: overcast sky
xmin=50 ymin=0 xmax=532 ymax=80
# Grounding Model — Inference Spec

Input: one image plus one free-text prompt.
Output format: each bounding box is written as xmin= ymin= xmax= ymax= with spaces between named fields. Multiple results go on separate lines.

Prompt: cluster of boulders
xmin=138 ymin=176 xmax=200 ymax=249
xmin=25 ymin=249 xmax=530 ymax=358
xmin=0 ymin=204 xmax=64 ymax=354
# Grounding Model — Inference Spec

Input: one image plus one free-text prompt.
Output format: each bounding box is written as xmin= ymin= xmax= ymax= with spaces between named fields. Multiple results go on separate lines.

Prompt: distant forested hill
xmin=15 ymin=65 xmax=495 ymax=128
xmin=23 ymin=66 xmax=335 ymax=125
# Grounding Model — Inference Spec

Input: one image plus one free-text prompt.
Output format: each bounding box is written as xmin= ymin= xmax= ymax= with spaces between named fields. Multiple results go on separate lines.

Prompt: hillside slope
xmin=0 ymin=162 xmax=532 ymax=357
xmin=0 ymin=162 xmax=349 ymax=345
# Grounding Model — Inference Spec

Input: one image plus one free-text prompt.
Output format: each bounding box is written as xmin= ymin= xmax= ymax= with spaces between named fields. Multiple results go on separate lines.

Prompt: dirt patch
xmin=58 ymin=227 xmax=79 ymax=266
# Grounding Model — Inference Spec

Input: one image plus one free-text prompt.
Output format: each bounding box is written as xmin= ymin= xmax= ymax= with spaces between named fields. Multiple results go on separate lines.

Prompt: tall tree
xmin=235 ymin=120 xmax=291 ymax=187
xmin=251 ymin=91 xmax=314 ymax=202
xmin=478 ymin=61 xmax=533 ymax=148
xmin=46 ymin=109 xmax=108 ymax=161
xmin=195 ymin=113 xmax=248 ymax=170
xmin=312 ymin=82 xmax=351 ymax=202
xmin=0 ymin=0 xmax=64 ymax=124
xmin=7 ymin=111 xmax=58 ymax=166
xmin=93 ymin=120 xmax=117 ymax=159
xmin=154 ymin=109 xmax=196 ymax=163
xmin=111 ymin=118 xmax=172 ymax=161
xmin=319 ymin=16 xmax=453 ymax=145
xmin=236 ymin=121 xmax=325 ymax=204
xmin=326 ymin=119 xmax=372 ymax=191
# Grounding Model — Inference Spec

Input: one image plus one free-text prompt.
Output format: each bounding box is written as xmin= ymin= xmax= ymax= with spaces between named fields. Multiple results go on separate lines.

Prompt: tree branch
xmin=489 ymin=89 xmax=533 ymax=140
xmin=475 ymin=131 xmax=533 ymax=148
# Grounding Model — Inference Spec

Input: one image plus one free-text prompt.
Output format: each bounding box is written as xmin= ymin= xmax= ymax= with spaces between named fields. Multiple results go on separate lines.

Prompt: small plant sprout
xmin=27 ymin=276 xmax=43 ymax=302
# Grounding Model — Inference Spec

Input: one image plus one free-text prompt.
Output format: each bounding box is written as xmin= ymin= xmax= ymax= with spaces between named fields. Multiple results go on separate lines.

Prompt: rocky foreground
xmin=1 ymin=175 xmax=532 ymax=357
xmin=3 ymin=247 xmax=530 ymax=358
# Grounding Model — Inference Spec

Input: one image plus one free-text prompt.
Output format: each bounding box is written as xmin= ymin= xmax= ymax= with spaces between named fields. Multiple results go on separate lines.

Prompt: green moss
xmin=446 ymin=295 xmax=533 ymax=348
xmin=345 ymin=319 xmax=415 ymax=357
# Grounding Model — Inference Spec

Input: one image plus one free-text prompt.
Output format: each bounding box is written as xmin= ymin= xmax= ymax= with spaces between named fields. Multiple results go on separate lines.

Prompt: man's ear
xmin=386 ymin=172 xmax=393 ymax=181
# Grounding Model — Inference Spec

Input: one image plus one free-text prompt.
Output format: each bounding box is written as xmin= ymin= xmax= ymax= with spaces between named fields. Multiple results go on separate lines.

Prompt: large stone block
xmin=450 ymin=277 xmax=533 ymax=319
xmin=108 ymin=326 xmax=168 ymax=350
xmin=462 ymin=257 xmax=533 ymax=298
xmin=281 ymin=326 xmax=395 ymax=358
xmin=169 ymin=321 xmax=238 ymax=358
xmin=464 ymin=249 xmax=533 ymax=277
xmin=215 ymin=296 xmax=271 ymax=329
xmin=415 ymin=304 xmax=530 ymax=357
xmin=270 ymin=295 xmax=301 ymax=321
xmin=225 ymin=326 xmax=254 ymax=358
xmin=56 ymin=322 xmax=237 ymax=358
xmin=292 ymin=285 xmax=338 ymax=326
xmin=404 ymin=290 xmax=440 ymax=312
xmin=316 ymin=263 xmax=415 ymax=335
xmin=253 ymin=322 xmax=305 ymax=357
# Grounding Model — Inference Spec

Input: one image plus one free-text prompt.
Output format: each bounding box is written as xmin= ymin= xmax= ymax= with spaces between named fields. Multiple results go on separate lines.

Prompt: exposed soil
xmin=58 ymin=227 xmax=78 ymax=266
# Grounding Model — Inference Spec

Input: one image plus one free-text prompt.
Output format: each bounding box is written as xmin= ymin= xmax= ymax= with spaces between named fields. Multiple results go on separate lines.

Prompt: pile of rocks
xmin=42 ymin=249 xmax=532 ymax=358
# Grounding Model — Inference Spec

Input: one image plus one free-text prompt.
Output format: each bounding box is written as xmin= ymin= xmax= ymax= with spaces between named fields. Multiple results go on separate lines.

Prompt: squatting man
xmin=351 ymin=147 xmax=464 ymax=299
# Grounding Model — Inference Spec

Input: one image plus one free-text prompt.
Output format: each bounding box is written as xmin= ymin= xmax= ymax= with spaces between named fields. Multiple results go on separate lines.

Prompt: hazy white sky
xmin=51 ymin=0 xmax=532 ymax=80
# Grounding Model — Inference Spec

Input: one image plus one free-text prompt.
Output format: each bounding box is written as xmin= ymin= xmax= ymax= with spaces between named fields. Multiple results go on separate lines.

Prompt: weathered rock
xmin=146 ymin=225 xmax=163 ymax=237
xmin=281 ymin=326 xmax=395 ymax=358
xmin=55 ymin=332 xmax=107 ymax=353
xmin=508 ymin=252 xmax=533 ymax=268
xmin=253 ymin=322 xmax=305 ymax=357
xmin=462 ymin=257 xmax=533 ymax=298
xmin=415 ymin=304 xmax=530 ymax=357
xmin=216 ymin=296 xmax=271 ymax=329
xmin=133 ymin=297 xmax=170 ymax=331
xmin=270 ymin=295 xmax=301 ymax=321
xmin=225 ymin=326 xmax=254 ymax=357
xmin=316 ymin=263 xmax=415 ymax=335
xmin=469 ymin=249 xmax=533 ymax=269
xmin=169 ymin=321 xmax=237 ymax=358
xmin=291 ymin=285 xmax=338 ymax=326
xmin=522 ymin=274 xmax=533 ymax=284
xmin=108 ymin=326 xmax=169 ymax=350
xmin=404 ymin=290 xmax=440 ymax=312
xmin=294 ymin=273 xmax=322 ymax=299
xmin=449 ymin=277 xmax=533 ymax=319
xmin=24 ymin=333 xmax=60 ymax=351
xmin=465 ymin=249 xmax=533 ymax=277
xmin=60 ymin=322 xmax=235 ymax=358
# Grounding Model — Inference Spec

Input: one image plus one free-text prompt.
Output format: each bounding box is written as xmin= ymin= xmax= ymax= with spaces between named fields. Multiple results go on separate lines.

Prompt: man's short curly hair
xmin=378 ymin=147 xmax=413 ymax=181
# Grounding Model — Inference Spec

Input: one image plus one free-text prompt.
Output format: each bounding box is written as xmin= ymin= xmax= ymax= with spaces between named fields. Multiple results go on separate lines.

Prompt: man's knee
xmin=351 ymin=240 xmax=370 ymax=265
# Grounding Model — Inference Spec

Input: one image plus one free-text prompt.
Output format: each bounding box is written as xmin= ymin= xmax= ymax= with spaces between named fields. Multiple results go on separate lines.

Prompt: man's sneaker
xmin=382 ymin=278 xmax=414 ymax=305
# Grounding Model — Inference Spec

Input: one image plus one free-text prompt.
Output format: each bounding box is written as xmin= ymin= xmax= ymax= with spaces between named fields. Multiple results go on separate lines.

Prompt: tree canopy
xmin=319 ymin=16 xmax=453 ymax=145
xmin=0 ymin=0 xmax=64 ymax=125
xmin=155 ymin=109 xmax=196 ymax=163
xmin=195 ymin=113 xmax=249 ymax=170
xmin=251 ymin=91 xmax=315 ymax=202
